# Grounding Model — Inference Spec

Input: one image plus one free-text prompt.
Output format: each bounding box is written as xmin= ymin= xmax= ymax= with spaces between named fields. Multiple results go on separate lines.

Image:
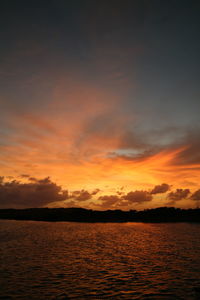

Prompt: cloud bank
xmin=0 ymin=176 xmax=199 ymax=210
xmin=0 ymin=176 xmax=68 ymax=208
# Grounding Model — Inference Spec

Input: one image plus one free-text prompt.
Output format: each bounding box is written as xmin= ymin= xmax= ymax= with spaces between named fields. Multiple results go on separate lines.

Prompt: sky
xmin=0 ymin=0 xmax=200 ymax=210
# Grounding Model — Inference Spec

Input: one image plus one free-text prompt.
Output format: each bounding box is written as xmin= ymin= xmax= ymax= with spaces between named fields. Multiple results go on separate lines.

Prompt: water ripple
xmin=0 ymin=221 xmax=200 ymax=299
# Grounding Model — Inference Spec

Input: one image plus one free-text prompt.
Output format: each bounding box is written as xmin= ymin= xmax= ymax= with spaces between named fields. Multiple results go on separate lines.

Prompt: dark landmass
xmin=0 ymin=207 xmax=200 ymax=223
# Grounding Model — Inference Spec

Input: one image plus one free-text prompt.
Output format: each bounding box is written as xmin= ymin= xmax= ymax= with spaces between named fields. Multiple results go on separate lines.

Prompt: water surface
xmin=0 ymin=221 xmax=200 ymax=299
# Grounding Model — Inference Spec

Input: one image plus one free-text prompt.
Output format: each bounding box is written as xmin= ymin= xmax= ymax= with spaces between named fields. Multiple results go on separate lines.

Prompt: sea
xmin=0 ymin=220 xmax=200 ymax=299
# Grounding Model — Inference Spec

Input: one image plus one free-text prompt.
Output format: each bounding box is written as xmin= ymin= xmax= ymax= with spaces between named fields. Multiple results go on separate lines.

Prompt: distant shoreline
xmin=0 ymin=207 xmax=200 ymax=223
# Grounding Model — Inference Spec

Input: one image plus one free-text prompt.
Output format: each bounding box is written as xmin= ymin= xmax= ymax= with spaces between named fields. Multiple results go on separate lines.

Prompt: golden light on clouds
xmin=0 ymin=76 xmax=200 ymax=209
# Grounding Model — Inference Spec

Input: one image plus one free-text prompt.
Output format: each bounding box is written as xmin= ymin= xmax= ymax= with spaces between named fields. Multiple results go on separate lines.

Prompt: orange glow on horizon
xmin=0 ymin=80 xmax=200 ymax=209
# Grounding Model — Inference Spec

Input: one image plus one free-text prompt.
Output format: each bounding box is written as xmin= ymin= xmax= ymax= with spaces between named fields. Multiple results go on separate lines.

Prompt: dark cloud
xmin=151 ymin=183 xmax=170 ymax=194
xmin=0 ymin=177 xmax=68 ymax=208
xmin=20 ymin=174 xmax=30 ymax=178
xmin=117 ymin=191 xmax=124 ymax=196
xmin=167 ymin=189 xmax=190 ymax=202
xmin=70 ymin=190 xmax=92 ymax=201
xmin=123 ymin=190 xmax=152 ymax=203
xmin=97 ymin=190 xmax=153 ymax=209
xmin=91 ymin=189 xmax=100 ymax=195
xmin=28 ymin=177 xmax=38 ymax=182
xmin=96 ymin=194 xmax=122 ymax=210
xmin=190 ymin=189 xmax=200 ymax=201
xmin=69 ymin=189 xmax=100 ymax=201
xmin=19 ymin=174 xmax=38 ymax=182
xmin=98 ymin=195 xmax=120 ymax=206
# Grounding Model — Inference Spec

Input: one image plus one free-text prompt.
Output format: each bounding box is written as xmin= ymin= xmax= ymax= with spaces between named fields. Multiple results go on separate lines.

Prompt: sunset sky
xmin=0 ymin=0 xmax=200 ymax=209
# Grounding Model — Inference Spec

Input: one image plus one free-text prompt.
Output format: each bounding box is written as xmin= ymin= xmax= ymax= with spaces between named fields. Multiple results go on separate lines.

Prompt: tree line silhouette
xmin=0 ymin=207 xmax=200 ymax=222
